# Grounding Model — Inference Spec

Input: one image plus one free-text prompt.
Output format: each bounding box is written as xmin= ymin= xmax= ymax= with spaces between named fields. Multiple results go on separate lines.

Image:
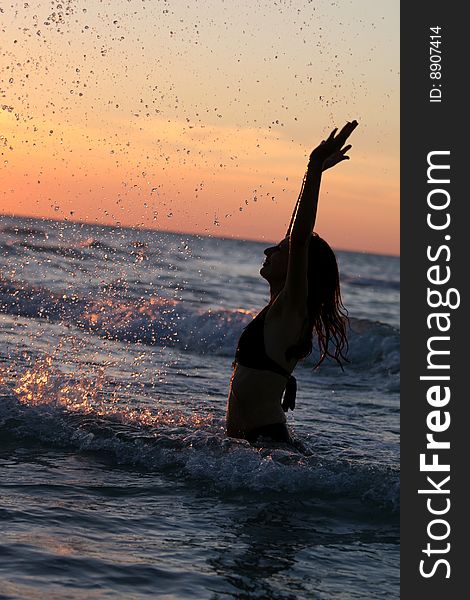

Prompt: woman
xmin=226 ymin=120 xmax=358 ymax=443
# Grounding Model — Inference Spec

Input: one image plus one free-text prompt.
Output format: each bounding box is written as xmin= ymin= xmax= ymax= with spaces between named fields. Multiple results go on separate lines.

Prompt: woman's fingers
xmin=336 ymin=121 xmax=358 ymax=143
xmin=323 ymin=121 xmax=357 ymax=151
xmin=335 ymin=121 xmax=357 ymax=140
xmin=310 ymin=122 xmax=357 ymax=163
xmin=335 ymin=151 xmax=350 ymax=162
xmin=327 ymin=128 xmax=338 ymax=140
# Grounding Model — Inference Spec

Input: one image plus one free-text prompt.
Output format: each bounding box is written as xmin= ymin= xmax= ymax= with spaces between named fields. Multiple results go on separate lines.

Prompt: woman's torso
xmin=226 ymin=364 xmax=288 ymax=438
xmin=226 ymin=302 xmax=302 ymax=439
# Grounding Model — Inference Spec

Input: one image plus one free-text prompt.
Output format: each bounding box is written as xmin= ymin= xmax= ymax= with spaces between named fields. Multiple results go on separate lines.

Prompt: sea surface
xmin=0 ymin=215 xmax=399 ymax=599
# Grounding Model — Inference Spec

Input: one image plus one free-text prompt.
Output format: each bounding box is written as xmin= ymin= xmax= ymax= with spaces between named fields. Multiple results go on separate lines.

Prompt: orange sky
xmin=1 ymin=1 xmax=399 ymax=255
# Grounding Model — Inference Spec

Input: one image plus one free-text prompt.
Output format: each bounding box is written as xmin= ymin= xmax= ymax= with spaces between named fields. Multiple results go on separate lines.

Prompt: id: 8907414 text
xmin=429 ymin=26 xmax=442 ymax=103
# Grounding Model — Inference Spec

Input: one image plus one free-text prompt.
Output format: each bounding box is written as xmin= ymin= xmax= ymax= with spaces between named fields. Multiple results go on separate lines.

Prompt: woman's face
xmin=260 ymin=237 xmax=289 ymax=282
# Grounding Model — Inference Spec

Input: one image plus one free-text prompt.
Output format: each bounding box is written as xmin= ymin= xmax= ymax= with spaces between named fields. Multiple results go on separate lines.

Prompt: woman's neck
xmin=269 ymin=281 xmax=284 ymax=301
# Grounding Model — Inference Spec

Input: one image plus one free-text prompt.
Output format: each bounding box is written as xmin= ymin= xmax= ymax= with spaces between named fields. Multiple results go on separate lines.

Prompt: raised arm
xmin=283 ymin=121 xmax=358 ymax=310
xmin=287 ymin=121 xmax=358 ymax=241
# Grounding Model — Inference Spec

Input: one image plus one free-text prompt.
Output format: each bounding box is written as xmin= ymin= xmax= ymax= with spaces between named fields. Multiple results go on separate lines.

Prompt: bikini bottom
xmin=245 ymin=422 xmax=292 ymax=444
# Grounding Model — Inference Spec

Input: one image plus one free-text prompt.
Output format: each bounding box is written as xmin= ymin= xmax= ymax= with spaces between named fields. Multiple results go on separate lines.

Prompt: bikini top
xmin=234 ymin=305 xmax=296 ymax=412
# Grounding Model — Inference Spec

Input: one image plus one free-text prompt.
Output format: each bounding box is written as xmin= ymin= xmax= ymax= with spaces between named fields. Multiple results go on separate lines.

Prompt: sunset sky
xmin=1 ymin=0 xmax=399 ymax=255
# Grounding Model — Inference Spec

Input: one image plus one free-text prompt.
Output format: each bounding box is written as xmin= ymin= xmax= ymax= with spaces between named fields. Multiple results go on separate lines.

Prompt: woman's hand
xmin=322 ymin=144 xmax=352 ymax=171
xmin=286 ymin=120 xmax=358 ymax=239
xmin=309 ymin=120 xmax=358 ymax=170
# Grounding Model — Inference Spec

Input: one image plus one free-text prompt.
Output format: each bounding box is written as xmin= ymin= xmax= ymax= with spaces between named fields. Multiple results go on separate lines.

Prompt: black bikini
xmin=234 ymin=305 xmax=297 ymax=414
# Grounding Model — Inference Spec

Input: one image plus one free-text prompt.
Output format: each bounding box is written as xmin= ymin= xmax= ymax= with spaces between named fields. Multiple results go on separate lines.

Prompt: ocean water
xmin=0 ymin=215 xmax=399 ymax=600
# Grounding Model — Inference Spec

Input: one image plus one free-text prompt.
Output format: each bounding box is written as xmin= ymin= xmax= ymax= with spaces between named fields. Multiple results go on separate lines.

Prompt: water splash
xmin=13 ymin=354 xmax=99 ymax=411
xmin=4 ymin=354 xmax=213 ymax=431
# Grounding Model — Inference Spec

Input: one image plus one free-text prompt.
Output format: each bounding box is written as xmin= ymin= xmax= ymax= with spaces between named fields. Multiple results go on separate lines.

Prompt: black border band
xmin=401 ymin=3 xmax=467 ymax=596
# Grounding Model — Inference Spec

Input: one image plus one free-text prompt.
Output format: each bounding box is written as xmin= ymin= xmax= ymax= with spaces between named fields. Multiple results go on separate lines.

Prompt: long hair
xmin=285 ymin=234 xmax=348 ymax=367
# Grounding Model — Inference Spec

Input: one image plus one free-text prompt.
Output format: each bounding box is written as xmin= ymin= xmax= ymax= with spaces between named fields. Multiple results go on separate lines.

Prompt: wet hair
xmin=285 ymin=233 xmax=348 ymax=367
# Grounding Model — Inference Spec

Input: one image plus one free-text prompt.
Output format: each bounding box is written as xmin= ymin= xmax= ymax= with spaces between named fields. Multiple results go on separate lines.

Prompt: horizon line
xmin=0 ymin=211 xmax=399 ymax=258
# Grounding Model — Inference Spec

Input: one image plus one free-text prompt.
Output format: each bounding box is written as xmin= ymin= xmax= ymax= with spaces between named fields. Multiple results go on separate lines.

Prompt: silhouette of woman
xmin=226 ymin=120 xmax=358 ymax=443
